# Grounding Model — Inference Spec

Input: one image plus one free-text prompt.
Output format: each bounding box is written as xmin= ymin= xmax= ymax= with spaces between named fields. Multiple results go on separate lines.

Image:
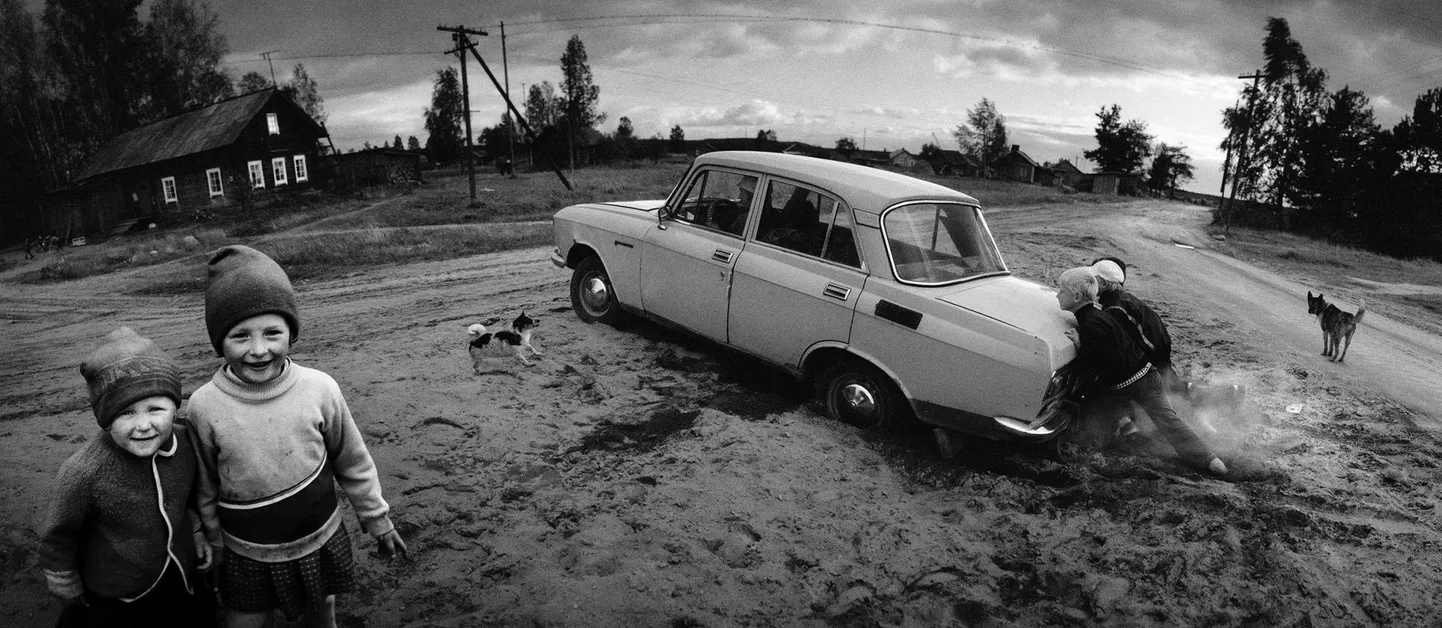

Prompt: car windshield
xmin=883 ymin=202 xmax=1007 ymax=285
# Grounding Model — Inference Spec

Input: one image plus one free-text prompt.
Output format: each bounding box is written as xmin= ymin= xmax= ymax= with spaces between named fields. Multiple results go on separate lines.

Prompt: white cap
xmin=1093 ymin=260 xmax=1125 ymax=284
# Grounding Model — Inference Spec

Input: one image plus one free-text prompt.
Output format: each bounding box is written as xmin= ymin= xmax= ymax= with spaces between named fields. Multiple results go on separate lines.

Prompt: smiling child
xmin=187 ymin=245 xmax=407 ymax=627
xmin=39 ymin=327 xmax=215 ymax=626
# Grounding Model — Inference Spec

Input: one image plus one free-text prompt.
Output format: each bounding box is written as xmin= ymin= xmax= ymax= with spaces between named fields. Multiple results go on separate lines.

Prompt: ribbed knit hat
xmin=204 ymin=245 xmax=299 ymax=356
xmin=80 ymin=327 xmax=182 ymax=429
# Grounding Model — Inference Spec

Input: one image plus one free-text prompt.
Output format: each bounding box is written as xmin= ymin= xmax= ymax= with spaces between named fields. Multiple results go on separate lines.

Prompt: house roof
xmin=931 ymin=151 xmax=983 ymax=168
xmin=1049 ymin=159 xmax=1084 ymax=174
xmin=76 ymin=89 xmax=323 ymax=182
xmin=991 ymin=146 xmax=1039 ymax=168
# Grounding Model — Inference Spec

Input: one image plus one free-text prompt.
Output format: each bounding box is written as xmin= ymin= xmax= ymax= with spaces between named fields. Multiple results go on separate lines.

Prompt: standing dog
xmin=467 ymin=311 xmax=543 ymax=371
xmin=1306 ymin=292 xmax=1365 ymax=362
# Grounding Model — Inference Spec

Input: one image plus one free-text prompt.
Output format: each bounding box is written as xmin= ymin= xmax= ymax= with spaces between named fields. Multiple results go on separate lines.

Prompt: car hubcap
xmin=581 ymin=275 xmax=610 ymax=313
xmin=840 ymin=382 xmax=877 ymax=419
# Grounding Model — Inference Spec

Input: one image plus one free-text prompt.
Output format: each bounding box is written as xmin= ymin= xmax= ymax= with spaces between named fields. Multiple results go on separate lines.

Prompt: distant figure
xmin=24 ymin=235 xmax=35 ymax=259
xmin=497 ymin=157 xmax=514 ymax=177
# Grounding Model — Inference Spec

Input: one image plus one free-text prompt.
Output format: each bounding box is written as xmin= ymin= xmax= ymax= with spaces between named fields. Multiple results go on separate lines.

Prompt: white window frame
xmin=266 ymin=113 xmax=279 ymax=135
xmin=161 ymin=176 xmax=177 ymax=203
xmin=272 ymin=157 xmax=288 ymax=185
xmin=248 ymin=160 xmax=266 ymax=189
xmin=293 ymin=155 xmax=309 ymax=182
xmin=206 ymin=168 xmax=224 ymax=197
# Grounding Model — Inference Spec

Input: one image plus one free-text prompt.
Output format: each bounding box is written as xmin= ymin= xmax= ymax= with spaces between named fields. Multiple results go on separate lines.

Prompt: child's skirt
xmin=220 ymin=524 xmax=356 ymax=621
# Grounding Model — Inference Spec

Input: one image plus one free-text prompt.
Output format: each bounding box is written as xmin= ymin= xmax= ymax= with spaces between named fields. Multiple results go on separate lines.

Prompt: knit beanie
xmin=1092 ymin=260 xmax=1125 ymax=286
xmin=80 ymin=327 xmax=182 ymax=429
xmin=204 ymin=245 xmax=299 ymax=356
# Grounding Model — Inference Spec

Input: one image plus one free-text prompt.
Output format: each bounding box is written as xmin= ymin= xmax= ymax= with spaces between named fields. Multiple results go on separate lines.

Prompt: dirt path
xmin=3 ymin=200 xmax=1441 ymax=627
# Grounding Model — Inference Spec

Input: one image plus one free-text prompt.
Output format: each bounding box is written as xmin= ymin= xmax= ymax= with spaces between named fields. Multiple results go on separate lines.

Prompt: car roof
xmin=694 ymin=151 xmax=980 ymax=212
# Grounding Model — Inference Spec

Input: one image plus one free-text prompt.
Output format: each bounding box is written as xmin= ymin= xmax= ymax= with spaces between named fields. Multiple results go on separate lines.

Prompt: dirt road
xmin=2 ymin=199 xmax=1440 ymax=627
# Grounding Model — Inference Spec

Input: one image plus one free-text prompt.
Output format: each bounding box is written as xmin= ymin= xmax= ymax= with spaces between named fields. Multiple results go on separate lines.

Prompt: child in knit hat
xmin=39 ymin=327 xmax=216 ymax=627
xmin=187 ymin=245 xmax=407 ymax=627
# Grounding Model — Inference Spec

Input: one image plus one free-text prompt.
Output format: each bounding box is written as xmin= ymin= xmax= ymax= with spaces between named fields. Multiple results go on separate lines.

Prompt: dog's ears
xmin=1308 ymin=291 xmax=1315 ymax=298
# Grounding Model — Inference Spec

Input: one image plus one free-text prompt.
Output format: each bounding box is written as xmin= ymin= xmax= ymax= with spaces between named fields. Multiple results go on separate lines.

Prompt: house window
xmin=293 ymin=155 xmax=309 ymax=182
xmin=248 ymin=160 xmax=266 ymax=189
xmin=272 ymin=157 xmax=288 ymax=185
xmin=162 ymin=177 xmax=177 ymax=203
xmin=206 ymin=168 xmax=224 ymax=197
xmin=267 ymin=113 xmax=279 ymax=135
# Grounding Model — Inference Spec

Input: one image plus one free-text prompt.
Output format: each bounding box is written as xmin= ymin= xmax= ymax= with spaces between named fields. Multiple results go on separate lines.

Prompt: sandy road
xmin=1065 ymin=202 xmax=1442 ymax=436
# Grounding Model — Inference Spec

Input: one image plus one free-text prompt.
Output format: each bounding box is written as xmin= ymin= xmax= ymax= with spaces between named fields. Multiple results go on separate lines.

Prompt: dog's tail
xmin=1354 ymin=299 xmax=1366 ymax=324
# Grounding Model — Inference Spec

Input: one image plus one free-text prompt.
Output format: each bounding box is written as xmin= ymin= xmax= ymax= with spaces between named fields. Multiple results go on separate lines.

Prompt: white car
xmin=550 ymin=151 xmax=1080 ymax=446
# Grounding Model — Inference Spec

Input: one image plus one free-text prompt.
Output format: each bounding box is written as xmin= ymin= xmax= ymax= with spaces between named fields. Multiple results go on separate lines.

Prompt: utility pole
xmin=260 ymin=50 xmax=280 ymax=86
xmin=1223 ymin=70 xmax=1264 ymax=236
xmin=439 ymin=25 xmax=573 ymax=191
xmin=501 ymin=22 xmax=516 ymax=177
xmin=442 ymin=26 xmax=487 ymax=203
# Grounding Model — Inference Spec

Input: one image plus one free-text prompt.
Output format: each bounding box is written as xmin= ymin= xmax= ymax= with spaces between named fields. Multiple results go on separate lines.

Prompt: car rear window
xmin=883 ymin=202 xmax=1007 ymax=284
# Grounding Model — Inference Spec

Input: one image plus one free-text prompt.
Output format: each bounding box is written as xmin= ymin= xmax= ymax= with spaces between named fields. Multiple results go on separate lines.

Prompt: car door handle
xmin=711 ymin=249 xmax=733 ymax=264
xmin=822 ymin=283 xmax=851 ymax=300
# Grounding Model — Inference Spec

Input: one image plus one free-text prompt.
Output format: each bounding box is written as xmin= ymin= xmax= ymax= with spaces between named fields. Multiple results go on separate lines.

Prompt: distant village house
xmin=50 ymin=88 xmax=330 ymax=237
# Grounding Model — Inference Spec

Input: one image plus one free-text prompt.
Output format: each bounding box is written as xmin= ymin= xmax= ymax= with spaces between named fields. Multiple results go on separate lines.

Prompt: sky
xmin=192 ymin=1 xmax=1442 ymax=194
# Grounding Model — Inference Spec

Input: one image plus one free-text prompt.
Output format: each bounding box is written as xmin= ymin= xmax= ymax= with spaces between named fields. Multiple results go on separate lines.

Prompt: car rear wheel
xmin=817 ymin=360 xmax=907 ymax=431
xmin=571 ymin=256 xmax=625 ymax=326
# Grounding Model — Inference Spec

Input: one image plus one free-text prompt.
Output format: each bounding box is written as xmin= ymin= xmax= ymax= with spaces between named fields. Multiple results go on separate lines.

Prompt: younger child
xmin=187 ymin=245 xmax=407 ymax=628
xmin=1055 ymin=267 xmax=1228 ymax=476
xmin=39 ymin=327 xmax=215 ymax=627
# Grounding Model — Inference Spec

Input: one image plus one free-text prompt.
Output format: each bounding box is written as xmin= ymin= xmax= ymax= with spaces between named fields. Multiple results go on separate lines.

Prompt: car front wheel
xmin=571 ymin=256 xmax=626 ymax=326
xmin=818 ymin=361 xmax=907 ymax=431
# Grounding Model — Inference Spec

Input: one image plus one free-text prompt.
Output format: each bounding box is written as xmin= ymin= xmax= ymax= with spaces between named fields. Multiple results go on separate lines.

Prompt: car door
xmin=641 ymin=168 xmax=758 ymax=342
xmin=729 ymin=179 xmax=867 ymax=368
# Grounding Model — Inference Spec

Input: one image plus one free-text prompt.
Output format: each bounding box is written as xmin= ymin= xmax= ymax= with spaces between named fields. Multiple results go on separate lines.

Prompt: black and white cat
xmin=467 ymin=312 xmax=542 ymax=371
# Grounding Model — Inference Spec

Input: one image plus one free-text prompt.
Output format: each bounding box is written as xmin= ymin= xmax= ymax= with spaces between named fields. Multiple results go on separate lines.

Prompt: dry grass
xmin=10 ymin=161 xmax=1175 ymax=286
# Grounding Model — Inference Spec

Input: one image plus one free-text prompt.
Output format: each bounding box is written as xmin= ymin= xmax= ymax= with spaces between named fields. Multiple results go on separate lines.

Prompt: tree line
xmin=0 ymin=0 xmax=325 ymax=241
xmin=1221 ymin=17 xmax=1442 ymax=259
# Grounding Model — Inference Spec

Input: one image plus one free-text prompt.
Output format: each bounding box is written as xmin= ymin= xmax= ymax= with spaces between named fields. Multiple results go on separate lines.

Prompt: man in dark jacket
xmin=1057 ymin=267 xmax=1227 ymax=476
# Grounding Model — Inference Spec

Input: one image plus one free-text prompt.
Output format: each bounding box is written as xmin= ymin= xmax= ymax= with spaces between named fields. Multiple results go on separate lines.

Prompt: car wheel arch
xmin=801 ymin=345 xmax=919 ymax=414
xmin=565 ymin=243 xmax=600 ymax=269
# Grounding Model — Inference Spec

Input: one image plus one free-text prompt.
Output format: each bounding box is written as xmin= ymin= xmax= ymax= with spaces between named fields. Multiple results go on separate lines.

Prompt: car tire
xmin=817 ymin=360 xmax=907 ymax=431
xmin=571 ymin=256 xmax=625 ymax=326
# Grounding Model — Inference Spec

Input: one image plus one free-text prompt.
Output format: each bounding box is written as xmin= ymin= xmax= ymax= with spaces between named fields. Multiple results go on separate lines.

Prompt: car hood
xmin=933 ymin=275 xmax=1077 ymax=367
xmin=598 ymin=200 xmax=665 ymax=212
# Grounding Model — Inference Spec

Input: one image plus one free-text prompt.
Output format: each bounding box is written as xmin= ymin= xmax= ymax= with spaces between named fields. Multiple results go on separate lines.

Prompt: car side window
xmin=757 ymin=181 xmax=859 ymax=268
xmin=758 ymin=181 xmax=825 ymax=257
xmin=672 ymin=170 xmax=755 ymax=238
xmin=819 ymin=198 xmax=862 ymax=268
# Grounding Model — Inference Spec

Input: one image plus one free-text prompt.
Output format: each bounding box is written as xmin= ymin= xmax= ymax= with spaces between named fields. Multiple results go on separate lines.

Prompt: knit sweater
xmin=188 ymin=360 xmax=393 ymax=562
xmin=38 ymin=428 xmax=199 ymax=601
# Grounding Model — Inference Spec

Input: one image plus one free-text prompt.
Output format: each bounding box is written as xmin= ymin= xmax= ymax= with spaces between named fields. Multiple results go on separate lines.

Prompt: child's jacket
xmin=188 ymin=361 xmax=393 ymax=562
xmin=38 ymin=427 xmax=200 ymax=600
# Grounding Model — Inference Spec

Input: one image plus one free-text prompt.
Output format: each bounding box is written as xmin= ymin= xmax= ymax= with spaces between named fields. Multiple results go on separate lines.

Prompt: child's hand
xmin=193 ymin=531 xmax=214 ymax=571
xmin=1064 ymin=328 xmax=1080 ymax=346
xmin=376 ymin=529 xmax=409 ymax=560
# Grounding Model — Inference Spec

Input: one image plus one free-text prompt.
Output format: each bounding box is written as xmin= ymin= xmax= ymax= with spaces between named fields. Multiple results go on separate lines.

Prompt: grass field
xmin=15 ymin=162 xmax=1133 ymax=286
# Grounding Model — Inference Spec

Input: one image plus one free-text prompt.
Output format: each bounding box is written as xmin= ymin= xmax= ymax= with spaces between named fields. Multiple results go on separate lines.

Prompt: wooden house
xmin=990 ymin=145 xmax=1039 ymax=183
xmin=928 ymin=150 xmax=984 ymax=177
xmin=1042 ymin=159 xmax=1087 ymax=188
xmin=58 ymin=88 xmax=330 ymax=237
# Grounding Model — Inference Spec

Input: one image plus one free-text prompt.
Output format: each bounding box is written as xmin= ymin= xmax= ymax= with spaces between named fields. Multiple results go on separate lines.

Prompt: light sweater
xmin=39 ymin=430 xmax=199 ymax=601
xmin=188 ymin=360 xmax=393 ymax=562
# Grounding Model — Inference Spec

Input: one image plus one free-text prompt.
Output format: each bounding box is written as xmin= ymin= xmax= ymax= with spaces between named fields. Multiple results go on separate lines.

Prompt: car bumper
xmin=549 ymin=248 xmax=567 ymax=269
